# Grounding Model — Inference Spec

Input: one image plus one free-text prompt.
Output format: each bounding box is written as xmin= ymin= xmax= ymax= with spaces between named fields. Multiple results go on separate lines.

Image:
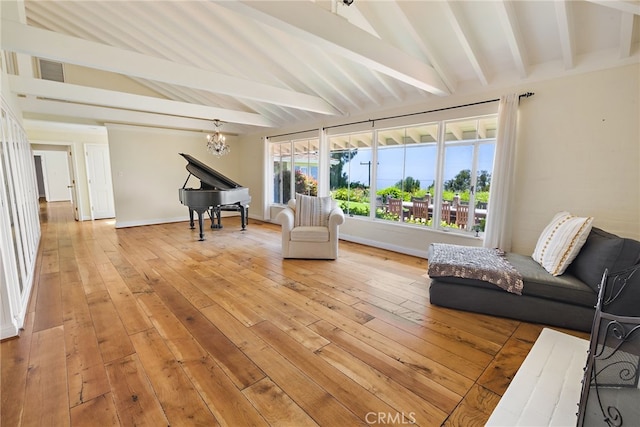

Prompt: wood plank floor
xmin=1 ymin=201 xmax=589 ymax=426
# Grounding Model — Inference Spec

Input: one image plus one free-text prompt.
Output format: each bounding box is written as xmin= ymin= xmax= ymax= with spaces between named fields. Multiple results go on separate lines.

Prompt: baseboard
xmin=115 ymin=211 xmax=241 ymax=229
xmin=0 ymin=322 xmax=19 ymax=340
xmin=115 ymin=216 xmax=189 ymax=228
xmin=340 ymin=233 xmax=430 ymax=258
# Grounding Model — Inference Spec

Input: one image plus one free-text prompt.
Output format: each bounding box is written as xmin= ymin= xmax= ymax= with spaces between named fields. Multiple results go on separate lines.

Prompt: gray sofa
xmin=428 ymin=228 xmax=640 ymax=332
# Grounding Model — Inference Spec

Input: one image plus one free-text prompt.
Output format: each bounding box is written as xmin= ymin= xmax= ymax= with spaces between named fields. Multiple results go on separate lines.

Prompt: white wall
xmin=511 ymin=64 xmax=639 ymax=253
xmin=237 ymin=63 xmax=640 ymax=257
xmin=106 ymin=124 xmax=243 ymax=228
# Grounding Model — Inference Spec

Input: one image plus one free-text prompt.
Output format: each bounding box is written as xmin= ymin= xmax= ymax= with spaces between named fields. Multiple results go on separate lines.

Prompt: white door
xmin=44 ymin=150 xmax=72 ymax=202
xmin=67 ymin=146 xmax=79 ymax=220
xmin=85 ymin=144 xmax=115 ymax=219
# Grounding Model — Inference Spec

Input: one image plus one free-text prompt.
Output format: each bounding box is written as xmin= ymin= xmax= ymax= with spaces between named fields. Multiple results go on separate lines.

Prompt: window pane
xmin=475 ymin=142 xmax=494 ymax=230
xmin=329 ymin=132 xmax=372 ymax=217
xmin=440 ymin=117 xmax=496 ymax=231
xmin=377 ymin=124 xmax=438 ymax=225
xmin=271 ymin=142 xmax=291 ymax=204
xmin=293 ymin=138 xmax=319 ymax=196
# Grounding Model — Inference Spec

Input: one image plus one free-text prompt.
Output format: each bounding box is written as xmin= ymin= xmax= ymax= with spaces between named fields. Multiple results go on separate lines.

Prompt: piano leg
xmin=194 ymin=208 xmax=207 ymax=241
xmin=240 ymin=205 xmax=247 ymax=230
xmin=198 ymin=214 xmax=205 ymax=240
xmin=188 ymin=208 xmax=195 ymax=229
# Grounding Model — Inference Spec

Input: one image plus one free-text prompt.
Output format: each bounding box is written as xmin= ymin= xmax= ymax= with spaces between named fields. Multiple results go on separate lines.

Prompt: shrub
xmin=294 ymin=170 xmax=317 ymax=196
xmin=332 ymin=187 xmax=369 ymax=203
xmin=377 ymin=187 xmax=409 ymax=202
xmin=338 ymin=200 xmax=369 ymax=216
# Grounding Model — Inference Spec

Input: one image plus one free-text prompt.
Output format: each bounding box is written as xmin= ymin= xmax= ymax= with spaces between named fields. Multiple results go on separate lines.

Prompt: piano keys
xmin=178 ymin=153 xmax=251 ymax=241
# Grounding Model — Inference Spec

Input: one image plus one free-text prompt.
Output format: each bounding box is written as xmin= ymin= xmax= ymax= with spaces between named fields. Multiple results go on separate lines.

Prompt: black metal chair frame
xmin=577 ymin=264 xmax=640 ymax=426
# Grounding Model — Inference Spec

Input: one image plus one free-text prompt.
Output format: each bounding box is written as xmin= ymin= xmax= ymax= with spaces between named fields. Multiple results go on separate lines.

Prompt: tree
xmin=444 ymin=169 xmax=471 ymax=192
xmin=444 ymin=169 xmax=492 ymax=193
xmin=394 ymin=176 xmax=421 ymax=192
xmin=296 ymin=170 xmax=318 ymax=196
xmin=476 ymin=170 xmax=491 ymax=192
xmin=330 ymin=149 xmax=358 ymax=189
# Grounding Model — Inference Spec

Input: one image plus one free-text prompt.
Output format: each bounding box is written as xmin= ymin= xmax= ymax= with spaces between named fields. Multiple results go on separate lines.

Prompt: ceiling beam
xmin=8 ymin=75 xmax=275 ymax=128
xmin=405 ymin=129 xmax=422 ymax=144
xmin=440 ymin=1 xmax=490 ymax=86
xmin=357 ymin=1 xmax=457 ymax=93
xmin=1 ymin=19 xmax=340 ymax=115
xmin=586 ymin=0 xmax=640 ymax=15
xmin=425 ymin=126 xmax=438 ymax=142
xmin=619 ymin=13 xmax=635 ymax=58
xmin=447 ymin=124 xmax=463 ymax=141
xmin=16 ymin=97 xmax=252 ymax=133
xmin=2 ymin=0 xmax=35 ymax=78
xmin=495 ymin=0 xmax=529 ymax=79
xmin=555 ymin=0 xmax=575 ymax=70
xmin=478 ymin=121 xmax=487 ymax=140
xmin=217 ymin=1 xmax=450 ymax=96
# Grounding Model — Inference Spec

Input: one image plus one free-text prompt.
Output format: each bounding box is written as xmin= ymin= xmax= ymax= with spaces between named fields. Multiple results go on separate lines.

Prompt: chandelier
xmin=206 ymin=119 xmax=230 ymax=157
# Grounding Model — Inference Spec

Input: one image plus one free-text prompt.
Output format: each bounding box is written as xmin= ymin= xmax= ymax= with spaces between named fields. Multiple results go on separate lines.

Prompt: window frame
xmin=268 ymin=135 xmax=320 ymax=205
xmin=433 ymin=116 xmax=497 ymax=232
xmin=267 ymin=110 xmax=498 ymax=237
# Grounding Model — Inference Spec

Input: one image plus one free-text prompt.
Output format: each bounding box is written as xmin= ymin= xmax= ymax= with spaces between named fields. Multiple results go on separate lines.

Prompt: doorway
xmin=31 ymin=148 xmax=71 ymax=202
xmin=32 ymin=145 xmax=79 ymax=220
xmin=33 ymin=154 xmax=46 ymax=200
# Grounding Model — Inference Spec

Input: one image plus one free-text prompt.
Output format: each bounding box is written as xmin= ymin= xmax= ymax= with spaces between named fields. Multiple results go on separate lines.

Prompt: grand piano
xmin=178 ymin=153 xmax=251 ymax=241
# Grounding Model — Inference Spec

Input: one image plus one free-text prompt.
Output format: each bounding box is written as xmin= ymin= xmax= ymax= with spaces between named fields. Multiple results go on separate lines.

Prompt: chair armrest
xmin=275 ymin=207 xmax=294 ymax=232
xmin=328 ymin=206 xmax=345 ymax=229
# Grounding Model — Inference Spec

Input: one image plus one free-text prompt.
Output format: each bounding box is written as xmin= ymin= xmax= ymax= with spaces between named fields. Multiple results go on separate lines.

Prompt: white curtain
xmin=483 ymin=93 xmax=519 ymax=250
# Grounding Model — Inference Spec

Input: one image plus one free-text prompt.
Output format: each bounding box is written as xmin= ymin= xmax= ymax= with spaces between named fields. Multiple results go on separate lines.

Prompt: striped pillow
xmin=532 ymin=211 xmax=594 ymax=276
xmin=294 ymin=194 xmax=333 ymax=227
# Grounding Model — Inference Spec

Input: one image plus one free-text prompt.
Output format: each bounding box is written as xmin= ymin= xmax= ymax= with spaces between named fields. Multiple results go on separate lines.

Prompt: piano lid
xmin=179 ymin=153 xmax=243 ymax=190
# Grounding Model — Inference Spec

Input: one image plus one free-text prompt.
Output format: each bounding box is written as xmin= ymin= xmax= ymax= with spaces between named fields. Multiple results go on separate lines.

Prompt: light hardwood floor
xmin=1 ymin=201 xmax=589 ymax=426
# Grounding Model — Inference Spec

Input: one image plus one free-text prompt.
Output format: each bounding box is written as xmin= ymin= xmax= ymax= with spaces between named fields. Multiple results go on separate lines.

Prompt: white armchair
xmin=275 ymin=195 xmax=345 ymax=259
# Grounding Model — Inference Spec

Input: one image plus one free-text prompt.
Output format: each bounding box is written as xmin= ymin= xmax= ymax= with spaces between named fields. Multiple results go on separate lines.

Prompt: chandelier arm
xmin=205 ymin=119 xmax=230 ymax=156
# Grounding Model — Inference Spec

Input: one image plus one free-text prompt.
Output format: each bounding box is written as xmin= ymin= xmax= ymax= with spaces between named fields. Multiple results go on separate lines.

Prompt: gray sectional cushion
xmin=506 ymin=253 xmax=596 ymax=307
xmin=429 ymin=279 xmax=597 ymax=332
xmin=567 ymin=228 xmax=640 ymax=292
xmin=437 ymin=253 xmax=597 ymax=308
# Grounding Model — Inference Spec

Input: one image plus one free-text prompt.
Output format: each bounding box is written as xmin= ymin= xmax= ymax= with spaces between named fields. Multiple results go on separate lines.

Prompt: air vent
xmin=38 ymin=59 xmax=65 ymax=82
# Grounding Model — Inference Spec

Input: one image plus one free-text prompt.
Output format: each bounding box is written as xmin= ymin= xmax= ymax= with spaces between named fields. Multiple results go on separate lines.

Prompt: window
xmin=376 ymin=123 xmax=438 ymax=223
xmin=438 ymin=117 xmax=496 ymax=231
xmin=270 ymin=137 xmax=319 ymax=204
xmin=267 ymin=113 xmax=497 ymax=236
xmin=271 ymin=141 xmax=291 ymax=204
xmin=292 ymin=138 xmax=318 ymax=197
xmin=328 ymin=132 xmax=372 ymax=217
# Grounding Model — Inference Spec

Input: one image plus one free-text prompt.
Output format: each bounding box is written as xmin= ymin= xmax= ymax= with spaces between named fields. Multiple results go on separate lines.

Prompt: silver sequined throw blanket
xmin=428 ymin=243 xmax=524 ymax=295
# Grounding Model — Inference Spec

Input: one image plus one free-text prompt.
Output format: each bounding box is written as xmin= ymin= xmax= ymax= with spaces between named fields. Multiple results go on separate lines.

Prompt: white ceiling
xmin=2 ymin=0 xmax=639 ymax=136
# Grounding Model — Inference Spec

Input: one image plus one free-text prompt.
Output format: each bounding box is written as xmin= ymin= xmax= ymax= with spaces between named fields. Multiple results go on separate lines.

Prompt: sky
xmin=343 ymin=144 xmax=495 ymax=191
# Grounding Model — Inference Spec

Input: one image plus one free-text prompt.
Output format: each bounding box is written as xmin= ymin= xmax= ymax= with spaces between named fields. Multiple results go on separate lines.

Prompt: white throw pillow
xmin=294 ymin=194 xmax=333 ymax=227
xmin=532 ymin=211 xmax=594 ymax=276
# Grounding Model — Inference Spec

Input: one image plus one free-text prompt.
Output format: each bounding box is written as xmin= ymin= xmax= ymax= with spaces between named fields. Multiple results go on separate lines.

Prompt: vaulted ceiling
xmin=2 ymin=0 xmax=639 ymax=136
